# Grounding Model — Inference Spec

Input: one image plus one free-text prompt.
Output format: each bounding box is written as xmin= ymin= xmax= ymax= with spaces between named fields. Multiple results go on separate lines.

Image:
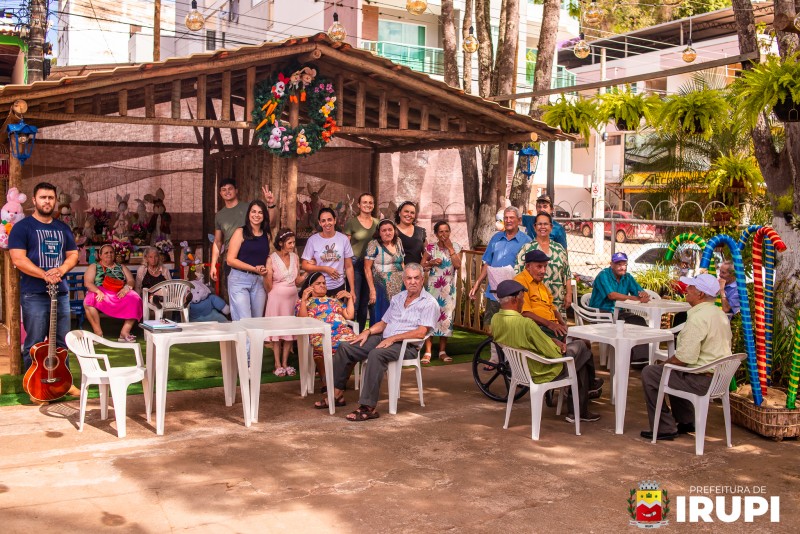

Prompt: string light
xmin=583 ymin=0 xmax=603 ymax=26
xmin=406 ymin=0 xmax=427 ymax=16
xmin=327 ymin=12 xmax=346 ymax=43
xmin=682 ymin=17 xmax=696 ymax=63
xmin=574 ymin=33 xmax=590 ymax=59
xmin=185 ymin=0 xmax=204 ymax=32
xmin=463 ymin=26 xmax=478 ymax=54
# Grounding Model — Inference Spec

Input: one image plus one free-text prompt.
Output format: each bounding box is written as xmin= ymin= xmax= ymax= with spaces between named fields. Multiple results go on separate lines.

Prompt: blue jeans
xmin=352 ymin=258 xmax=373 ymax=332
xmin=21 ymin=292 xmax=71 ymax=371
xmin=227 ymin=269 xmax=267 ymax=321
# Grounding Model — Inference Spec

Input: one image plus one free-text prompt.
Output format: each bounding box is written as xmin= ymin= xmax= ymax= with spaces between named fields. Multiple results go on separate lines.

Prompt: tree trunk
xmin=27 ymin=0 xmax=47 ymax=82
xmin=475 ymin=0 xmax=493 ymax=99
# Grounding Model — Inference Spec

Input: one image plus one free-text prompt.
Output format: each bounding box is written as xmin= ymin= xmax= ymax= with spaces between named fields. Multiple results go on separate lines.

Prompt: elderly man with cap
xmin=590 ymin=251 xmax=651 ymax=363
xmin=492 ymin=279 xmax=600 ymax=423
xmin=640 ymin=273 xmax=732 ymax=440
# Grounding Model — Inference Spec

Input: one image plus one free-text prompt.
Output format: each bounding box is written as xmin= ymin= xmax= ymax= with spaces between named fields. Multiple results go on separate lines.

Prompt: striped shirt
xmin=382 ymin=289 xmax=440 ymax=340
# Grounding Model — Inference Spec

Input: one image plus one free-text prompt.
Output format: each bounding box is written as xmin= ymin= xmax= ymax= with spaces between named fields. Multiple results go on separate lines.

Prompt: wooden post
xmin=356 ymin=82 xmax=366 ymax=128
xmin=171 ymin=80 xmax=181 ymax=119
xmin=336 ymin=74 xmax=344 ymax=125
xmin=201 ymin=127 xmax=215 ymax=262
xmin=399 ymin=98 xmax=409 ymax=130
xmin=221 ymin=71 xmax=231 ymax=121
xmin=153 ymin=0 xmax=161 ymax=62
xmin=286 ymin=99 xmax=300 ymax=231
xmin=370 ymin=150 xmax=381 ymax=208
xmin=5 ymin=147 xmax=22 ymax=375
xmin=420 ymin=105 xmax=429 ymax=131
xmin=197 ymin=75 xmax=207 ymax=120
xmin=497 ymin=140 xmax=508 ymax=211
xmin=145 ymin=85 xmax=155 ymax=118
xmin=118 ymin=90 xmax=128 ymax=116
xmin=378 ymin=91 xmax=387 ymax=129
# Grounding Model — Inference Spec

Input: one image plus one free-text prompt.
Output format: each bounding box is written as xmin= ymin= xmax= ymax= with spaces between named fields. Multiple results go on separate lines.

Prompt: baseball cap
xmin=611 ymin=252 xmax=628 ymax=263
xmin=679 ymin=273 xmax=719 ymax=298
xmin=495 ymin=280 xmax=528 ymax=299
xmin=524 ymin=249 xmax=550 ymax=263
xmin=536 ymin=194 xmax=552 ymax=205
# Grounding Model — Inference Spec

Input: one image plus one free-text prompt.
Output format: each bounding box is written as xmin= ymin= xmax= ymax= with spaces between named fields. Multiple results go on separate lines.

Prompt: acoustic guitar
xmin=23 ymin=284 xmax=73 ymax=402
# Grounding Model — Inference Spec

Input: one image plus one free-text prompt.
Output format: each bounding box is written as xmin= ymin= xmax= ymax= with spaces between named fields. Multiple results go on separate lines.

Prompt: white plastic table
xmin=614 ymin=299 xmax=690 ymax=329
xmin=566 ymin=323 xmax=675 ymax=435
xmin=238 ymin=316 xmax=334 ymax=421
xmin=143 ymin=322 xmax=251 ymax=435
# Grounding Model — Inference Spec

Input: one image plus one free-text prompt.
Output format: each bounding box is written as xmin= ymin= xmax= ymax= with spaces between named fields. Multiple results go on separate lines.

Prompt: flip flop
xmin=439 ymin=351 xmax=453 ymax=362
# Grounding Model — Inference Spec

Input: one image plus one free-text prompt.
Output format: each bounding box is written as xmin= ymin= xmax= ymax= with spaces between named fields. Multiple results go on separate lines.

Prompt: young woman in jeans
xmin=226 ymin=200 xmax=271 ymax=322
xmin=343 ymin=193 xmax=378 ymax=332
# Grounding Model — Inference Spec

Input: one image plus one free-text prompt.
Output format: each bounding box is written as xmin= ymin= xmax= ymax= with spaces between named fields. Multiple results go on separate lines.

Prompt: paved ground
xmin=1 ymin=362 xmax=797 ymax=532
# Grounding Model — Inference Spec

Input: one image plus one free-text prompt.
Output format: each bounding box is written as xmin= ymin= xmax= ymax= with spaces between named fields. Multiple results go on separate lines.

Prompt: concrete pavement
xmin=0 ymin=363 xmax=797 ymax=532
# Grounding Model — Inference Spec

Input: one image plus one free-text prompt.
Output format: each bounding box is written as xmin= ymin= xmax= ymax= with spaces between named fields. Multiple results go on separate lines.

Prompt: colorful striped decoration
xmin=787 ymin=310 xmax=800 ymax=409
xmin=754 ymin=227 xmax=787 ymax=387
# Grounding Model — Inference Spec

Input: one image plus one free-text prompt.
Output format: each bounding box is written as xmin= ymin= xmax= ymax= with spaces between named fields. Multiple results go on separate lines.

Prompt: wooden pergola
xmin=0 ymin=33 xmax=568 ymax=375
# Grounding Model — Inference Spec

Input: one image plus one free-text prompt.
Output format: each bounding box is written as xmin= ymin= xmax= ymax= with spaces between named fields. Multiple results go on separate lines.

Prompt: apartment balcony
xmin=361 ymin=41 xmax=444 ymax=76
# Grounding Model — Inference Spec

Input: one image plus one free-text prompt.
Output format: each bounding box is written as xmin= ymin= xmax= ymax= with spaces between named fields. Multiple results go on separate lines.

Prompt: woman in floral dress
xmin=514 ymin=211 xmax=572 ymax=312
xmin=296 ymin=272 xmax=356 ymax=388
xmin=364 ymin=220 xmax=405 ymax=322
xmin=421 ymin=221 xmax=462 ymax=364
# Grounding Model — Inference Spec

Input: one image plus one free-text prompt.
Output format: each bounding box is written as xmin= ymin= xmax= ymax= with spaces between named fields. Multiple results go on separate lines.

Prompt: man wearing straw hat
xmin=640 ymin=273 xmax=732 ymax=441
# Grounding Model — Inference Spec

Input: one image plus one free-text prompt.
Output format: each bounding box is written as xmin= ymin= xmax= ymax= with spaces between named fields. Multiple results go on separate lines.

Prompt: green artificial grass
xmin=0 ymin=324 xmax=487 ymax=406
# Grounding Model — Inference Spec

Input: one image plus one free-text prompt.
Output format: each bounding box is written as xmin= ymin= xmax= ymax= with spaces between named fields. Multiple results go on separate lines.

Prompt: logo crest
xmin=628 ymin=480 xmax=670 ymax=529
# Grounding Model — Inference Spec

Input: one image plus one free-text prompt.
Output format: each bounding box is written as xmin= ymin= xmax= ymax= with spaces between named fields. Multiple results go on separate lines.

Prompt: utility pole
xmin=27 ymin=0 xmax=47 ymax=82
xmin=592 ymin=46 xmax=607 ymax=256
xmin=154 ymin=0 xmax=161 ymax=62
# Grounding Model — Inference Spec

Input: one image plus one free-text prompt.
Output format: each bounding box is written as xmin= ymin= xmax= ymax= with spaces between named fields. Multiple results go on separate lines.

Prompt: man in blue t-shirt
xmin=9 ymin=182 xmax=79 ymax=383
xmin=589 ymin=252 xmax=651 ymax=362
xmin=522 ymin=195 xmax=568 ymax=249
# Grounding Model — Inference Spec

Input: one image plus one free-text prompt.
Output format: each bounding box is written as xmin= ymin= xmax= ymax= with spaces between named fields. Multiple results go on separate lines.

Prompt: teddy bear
xmin=0 ymin=187 xmax=28 ymax=249
xmin=296 ymin=129 xmax=311 ymax=155
xmin=188 ymin=273 xmax=229 ymax=323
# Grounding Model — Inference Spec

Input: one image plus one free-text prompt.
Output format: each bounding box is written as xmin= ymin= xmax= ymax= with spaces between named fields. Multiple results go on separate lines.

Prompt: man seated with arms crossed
xmin=590 ymin=252 xmax=651 ymax=363
xmin=640 ymin=273 xmax=732 ymax=441
xmin=513 ymin=249 xmax=603 ymax=401
xmin=492 ymin=280 xmax=600 ymax=423
xmin=315 ymin=263 xmax=439 ymax=421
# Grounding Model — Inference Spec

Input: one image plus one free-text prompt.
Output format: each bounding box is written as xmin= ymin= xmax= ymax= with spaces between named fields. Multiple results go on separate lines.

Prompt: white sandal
xmin=439 ymin=351 xmax=453 ymax=362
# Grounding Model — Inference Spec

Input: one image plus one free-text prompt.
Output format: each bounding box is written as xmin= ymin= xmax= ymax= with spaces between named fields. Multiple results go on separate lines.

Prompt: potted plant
xmin=655 ymin=84 xmax=728 ymax=138
xmin=706 ymin=152 xmax=764 ymax=204
xmin=597 ymin=87 xmax=657 ymax=131
xmin=732 ymin=53 xmax=800 ymax=123
xmin=541 ymin=95 xmax=599 ymax=142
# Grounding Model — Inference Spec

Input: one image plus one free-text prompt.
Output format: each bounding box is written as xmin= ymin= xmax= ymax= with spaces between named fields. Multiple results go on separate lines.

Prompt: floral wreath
xmin=252 ymin=64 xmax=339 ymax=158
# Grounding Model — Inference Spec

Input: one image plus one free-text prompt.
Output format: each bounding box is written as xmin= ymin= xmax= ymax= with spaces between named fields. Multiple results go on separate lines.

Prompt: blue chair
xmin=64 ymin=272 xmax=87 ymax=329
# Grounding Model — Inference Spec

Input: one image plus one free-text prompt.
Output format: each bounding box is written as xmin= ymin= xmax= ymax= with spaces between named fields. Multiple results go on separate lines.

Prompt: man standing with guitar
xmin=9 ymin=182 xmax=80 ymax=402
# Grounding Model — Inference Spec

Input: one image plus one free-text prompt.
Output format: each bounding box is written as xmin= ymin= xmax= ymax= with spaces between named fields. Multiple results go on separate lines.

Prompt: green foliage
xmin=633 ymin=266 xmax=680 ymax=298
xmin=731 ymin=53 xmax=800 ymax=125
xmin=706 ymin=152 xmax=764 ymax=203
xmin=541 ymin=95 xmax=598 ymax=143
xmin=655 ymin=83 xmax=729 ymax=139
xmin=775 ymin=192 xmax=793 ymax=213
xmin=597 ymin=88 xmax=658 ymax=131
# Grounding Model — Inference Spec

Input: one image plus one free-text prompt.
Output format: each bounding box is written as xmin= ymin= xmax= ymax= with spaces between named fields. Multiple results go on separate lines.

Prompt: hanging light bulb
xmin=682 ymin=39 xmax=697 ymax=63
xmin=185 ymin=0 xmax=204 ymax=32
xmin=574 ymin=33 xmax=590 ymax=59
xmin=406 ymin=0 xmax=427 ymax=16
xmin=583 ymin=0 xmax=603 ymax=26
xmin=328 ymin=12 xmax=347 ymax=43
xmin=463 ymin=26 xmax=479 ymax=54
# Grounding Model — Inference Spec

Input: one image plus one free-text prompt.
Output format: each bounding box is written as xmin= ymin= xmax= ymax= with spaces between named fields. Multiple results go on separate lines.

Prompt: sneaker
xmin=589 ymin=378 xmax=604 ymax=397
xmin=565 ymin=411 xmax=601 ymax=423
xmin=588 ymin=387 xmax=603 ymax=400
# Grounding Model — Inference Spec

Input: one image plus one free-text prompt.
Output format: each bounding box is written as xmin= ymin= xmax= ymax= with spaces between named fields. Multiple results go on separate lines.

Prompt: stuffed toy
xmin=145 ymin=188 xmax=171 ymax=244
xmin=188 ymin=273 xmax=229 ymax=323
xmin=180 ymin=240 xmax=202 ymax=272
xmin=113 ymin=193 xmax=132 ymax=241
xmin=0 ymin=187 xmax=28 ymax=249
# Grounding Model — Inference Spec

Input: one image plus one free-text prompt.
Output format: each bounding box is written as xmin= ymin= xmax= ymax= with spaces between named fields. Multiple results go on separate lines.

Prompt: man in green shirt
xmin=640 ymin=273 xmax=732 ymax=441
xmin=491 ymin=280 xmax=599 ymax=423
xmin=210 ymin=179 xmax=277 ymax=282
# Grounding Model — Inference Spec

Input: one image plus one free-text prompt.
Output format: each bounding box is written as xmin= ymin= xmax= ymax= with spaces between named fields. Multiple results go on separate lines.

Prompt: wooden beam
xmin=356 ymin=81 xmax=366 ymax=128
xmin=338 ymin=126 xmax=507 ymax=143
xmin=25 ymin=111 xmax=251 ymax=129
xmin=221 ymin=71 xmax=231 ymax=121
xmin=420 ymin=105 xmax=429 ymax=131
xmin=378 ymin=90 xmax=387 ymax=129
xmin=36 ymin=139 xmax=200 ymax=149
xmin=196 ymin=74 xmax=207 ymax=120
xmin=399 ymin=97 xmax=409 ymax=130
xmin=336 ymin=74 xmax=344 ymax=125
xmin=145 ymin=84 xmax=155 ymax=118
xmin=245 ymin=66 xmax=256 ymax=123
xmin=489 ymin=51 xmax=760 ymax=101
xmin=118 ymin=90 xmax=128 ymax=116
xmin=171 ymin=79 xmax=181 ymax=119
xmin=378 ymin=139 xmax=489 ymax=153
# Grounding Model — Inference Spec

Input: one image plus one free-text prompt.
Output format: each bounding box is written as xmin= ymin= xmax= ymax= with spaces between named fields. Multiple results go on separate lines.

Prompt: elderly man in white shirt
xmin=315 ymin=263 xmax=439 ymax=421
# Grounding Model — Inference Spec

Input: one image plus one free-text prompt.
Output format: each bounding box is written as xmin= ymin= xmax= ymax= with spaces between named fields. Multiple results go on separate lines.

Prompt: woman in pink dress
xmin=264 ymin=228 xmax=304 ymax=376
xmin=83 ymin=244 xmax=143 ymax=342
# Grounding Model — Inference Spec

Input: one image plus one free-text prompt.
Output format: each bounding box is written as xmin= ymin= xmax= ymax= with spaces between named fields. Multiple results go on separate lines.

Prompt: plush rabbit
xmin=0 ymin=187 xmax=28 ymax=247
xmin=145 ymin=188 xmax=171 ymax=245
xmin=268 ymin=124 xmax=285 ymax=149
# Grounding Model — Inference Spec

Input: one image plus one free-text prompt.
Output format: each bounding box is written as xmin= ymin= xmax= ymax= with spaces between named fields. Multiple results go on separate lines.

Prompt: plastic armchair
xmin=65 ymin=330 xmax=149 ymax=438
xmin=649 ymin=323 xmax=685 ymax=364
xmin=571 ymin=283 xmax=614 ymax=368
xmin=498 ymin=344 xmax=581 ymax=440
xmin=344 ymin=320 xmax=364 ymax=390
xmin=651 ymin=353 xmax=746 ymax=455
xmin=142 ymin=279 xmax=192 ymax=322
xmin=386 ymin=334 xmax=431 ymax=414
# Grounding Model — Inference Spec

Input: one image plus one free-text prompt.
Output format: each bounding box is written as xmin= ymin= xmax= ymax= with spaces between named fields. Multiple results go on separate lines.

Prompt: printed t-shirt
xmin=8 ymin=216 xmax=77 ymax=293
xmin=301 ymin=232 xmax=354 ymax=290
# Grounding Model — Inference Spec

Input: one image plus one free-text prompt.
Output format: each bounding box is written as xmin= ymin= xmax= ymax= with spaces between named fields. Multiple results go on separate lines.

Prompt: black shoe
xmin=544 ymin=390 xmax=555 ymax=407
xmin=640 ymin=430 xmax=678 ymax=441
xmin=588 ymin=378 xmax=604 ymax=399
xmin=566 ymin=411 xmax=601 ymax=423
xmin=588 ymin=387 xmax=603 ymax=400
xmin=677 ymin=422 xmax=696 ymax=434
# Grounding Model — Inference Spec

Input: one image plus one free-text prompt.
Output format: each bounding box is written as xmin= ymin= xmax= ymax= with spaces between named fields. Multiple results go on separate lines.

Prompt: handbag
xmin=101 ymin=275 xmax=126 ymax=292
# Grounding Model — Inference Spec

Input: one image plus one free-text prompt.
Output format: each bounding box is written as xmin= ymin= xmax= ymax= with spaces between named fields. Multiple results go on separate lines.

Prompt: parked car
xmin=580 ymin=211 xmax=658 ymax=243
xmin=553 ymin=206 xmax=577 ymax=232
xmin=626 ymin=243 xmax=701 ymax=274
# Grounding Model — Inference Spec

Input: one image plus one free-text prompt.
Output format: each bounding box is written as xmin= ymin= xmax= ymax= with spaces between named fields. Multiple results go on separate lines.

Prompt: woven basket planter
xmin=730 ymin=389 xmax=800 ymax=441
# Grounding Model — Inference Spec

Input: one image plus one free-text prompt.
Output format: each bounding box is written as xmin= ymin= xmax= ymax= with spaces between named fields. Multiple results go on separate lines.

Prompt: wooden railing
xmin=453 ymin=249 xmax=490 ymax=334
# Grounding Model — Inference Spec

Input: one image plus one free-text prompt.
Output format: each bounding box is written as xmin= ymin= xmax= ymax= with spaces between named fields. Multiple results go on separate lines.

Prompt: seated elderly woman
xmin=83 ymin=244 xmax=143 ymax=342
xmin=135 ymin=246 xmax=172 ymax=308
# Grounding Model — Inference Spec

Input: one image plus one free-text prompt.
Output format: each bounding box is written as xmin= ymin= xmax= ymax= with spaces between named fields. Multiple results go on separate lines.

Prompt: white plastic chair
xmin=651 ymin=353 xmax=746 ymax=455
xmin=142 ymin=279 xmax=192 ymax=322
xmin=571 ymin=281 xmax=614 ymax=368
xmin=345 ymin=320 xmax=363 ymax=390
xmin=66 ymin=330 xmax=149 ymax=438
xmin=498 ymin=344 xmax=581 ymax=440
xmin=649 ymin=323 xmax=685 ymax=364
